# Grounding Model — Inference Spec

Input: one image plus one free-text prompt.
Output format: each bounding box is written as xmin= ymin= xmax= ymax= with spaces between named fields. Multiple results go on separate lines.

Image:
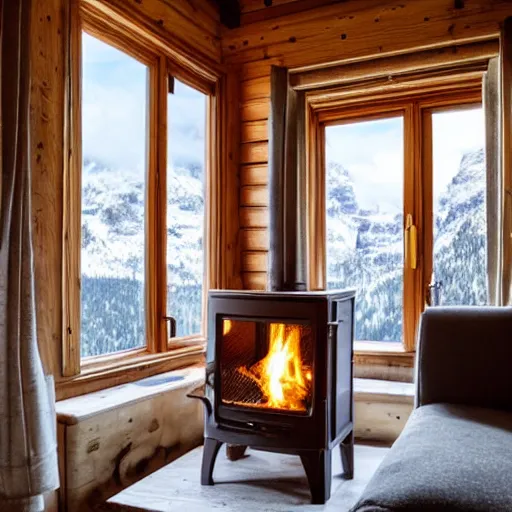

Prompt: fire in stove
xmin=225 ymin=321 xmax=312 ymax=412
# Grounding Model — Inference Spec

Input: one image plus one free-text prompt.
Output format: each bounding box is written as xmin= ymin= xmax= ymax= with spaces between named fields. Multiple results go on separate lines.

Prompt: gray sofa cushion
xmin=416 ymin=308 xmax=512 ymax=411
xmin=351 ymin=403 xmax=512 ymax=511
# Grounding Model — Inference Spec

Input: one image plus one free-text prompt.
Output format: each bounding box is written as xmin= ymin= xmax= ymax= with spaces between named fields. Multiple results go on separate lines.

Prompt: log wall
xmin=230 ymin=0 xmax=512 ymax=290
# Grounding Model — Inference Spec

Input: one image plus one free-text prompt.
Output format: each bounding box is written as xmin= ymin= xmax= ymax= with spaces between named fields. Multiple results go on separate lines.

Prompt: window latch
xmin=164 ymin=316 xmax=177 ymax=338
xmin=405 ymin=214 xmax=417 ymax=270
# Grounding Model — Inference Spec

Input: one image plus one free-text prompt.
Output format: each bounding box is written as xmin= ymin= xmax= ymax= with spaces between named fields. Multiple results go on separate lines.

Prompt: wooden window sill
xmin=354 ymin=341 xmax=415 ymax=368
xmin=56 ymin=342 xmax=205 ymax=400
xmin=56 ymin=366 xmax=205 ymax=425
xmin=354 ymin=377 xmax=414 ymax=404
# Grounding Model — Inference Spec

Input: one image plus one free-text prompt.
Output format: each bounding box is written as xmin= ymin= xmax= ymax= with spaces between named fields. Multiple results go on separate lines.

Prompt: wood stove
xmin=192 ymin=288 xmax=355 ymax=504
xmin=191 ymin=65 xmax=356 ymax=504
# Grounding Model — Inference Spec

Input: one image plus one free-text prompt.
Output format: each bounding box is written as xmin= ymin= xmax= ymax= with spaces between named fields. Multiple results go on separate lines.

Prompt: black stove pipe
xmin=268 ymin=66 xmax=307 ymax=292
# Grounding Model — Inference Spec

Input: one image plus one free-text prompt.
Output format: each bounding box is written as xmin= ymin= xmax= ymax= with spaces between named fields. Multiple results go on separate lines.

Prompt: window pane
xmin=167 ymin=80 xmax=206 ymax=337
xmin=432 ymin=108 xmax=486 ymax=305
xmin=326 ymin=117 xmax=404 ymax=342
xmin=80 ymin=33 xmax=147 ymax=357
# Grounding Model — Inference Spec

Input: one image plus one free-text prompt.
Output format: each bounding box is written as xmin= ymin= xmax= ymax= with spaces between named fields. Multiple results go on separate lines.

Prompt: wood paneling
xmin=240 ymin=0 xmax=346 ymax=26
xmin=240 ymin=76 xmax=271 ymax=102
xmin=241 ymin=185 xmax=268 ymax=206
xmin=240 ymin=164 xmax=268 ymax=186
xmin=56 ymin=369 xmax=204 ymax=510
xmin=242 ymin=271 xmax=267 ymax=290
xmin=98 ymin=0 xmax=221 ymax=64
xmin=240 ymin=141 xmax=269 ymax=163
xmin=224 ymin=0 xmax=512 ymax=70
xmin=241 ymin=99 xmax=270 ymax=121
xmin=291 ymin=39 xmax=499 ymax=91
xmin=241 ymin=228 xmax=268 ymax=251
xmin=241 ymin=60 xmax=279 ymax=81
xmin=240 ymin=0 xmax=300 ymax=14
xmin=240 ymin=206 xmax=268 ymax=228
xmin=241 ymin=120 xmax=268 ymax=143
xmin=209 ymin=68 xmax=244 ymax=291
xmin=31 ymin=0 xmax=67 ymax=378
xmin=242 ymin=251 xmax=268 ymax=272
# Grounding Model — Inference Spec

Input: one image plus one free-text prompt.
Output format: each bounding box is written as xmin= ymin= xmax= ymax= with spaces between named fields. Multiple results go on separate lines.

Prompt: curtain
xmin=0 ymin=0 xmax=60 ymax=510
xmin=484 ymin=57 xmax=502 ymax=305
xmin=485 ymin=17 xmax=512 ymax=306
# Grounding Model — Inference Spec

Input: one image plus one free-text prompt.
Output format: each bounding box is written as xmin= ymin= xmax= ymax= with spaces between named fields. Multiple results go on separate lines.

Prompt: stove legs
xmin=300 ymin=449 xmax=332 ymax=505
xmin=201 ymin=432 xmax=353 ymax=501
xmin=201 ymin=437 xmax=223 ymax=485
xmin=340 ymin=430 xmax=354 ymax=479
xmin=226 ymin=444 xmax=248 ymax=461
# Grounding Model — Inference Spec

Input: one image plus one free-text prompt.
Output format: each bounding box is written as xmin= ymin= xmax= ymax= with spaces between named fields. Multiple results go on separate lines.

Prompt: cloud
xmin=432 ymin=108 xmax=484 ymax=198
xmin=326 ymin=107 xmax=484 ymax=212
xmin=326 ymin=117 xmax=404 ymax=213
xmin=82 ymin=32 xmax=206 ymax=174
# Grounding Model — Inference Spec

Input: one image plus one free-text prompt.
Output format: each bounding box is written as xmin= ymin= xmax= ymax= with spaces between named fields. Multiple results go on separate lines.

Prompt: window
xmin=167 ymin=81 xmax=207 ymax=338
xmin=63 ymin=4 xmax=219 ymax=382
xmin=81 ymin=33 xmax=148 ymax=357
xmin=326 ymin=117 xmax=404 ymax=342
xmin=78 ymin=32 xmax=209 ymax=359
xmin=431 ymin=108 xmax=486 ymax=306
xmin=310 ymin=83 xmax=485 ymax=351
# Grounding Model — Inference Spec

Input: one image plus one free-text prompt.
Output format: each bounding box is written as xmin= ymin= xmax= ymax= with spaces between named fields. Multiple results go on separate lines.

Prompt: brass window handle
xmin=405 ymin=214 xmax=417 ymax=270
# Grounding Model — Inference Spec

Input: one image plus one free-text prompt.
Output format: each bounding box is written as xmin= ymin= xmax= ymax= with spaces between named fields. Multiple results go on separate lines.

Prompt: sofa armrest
xmin=416 ymin=307 xmax=512 ymax=411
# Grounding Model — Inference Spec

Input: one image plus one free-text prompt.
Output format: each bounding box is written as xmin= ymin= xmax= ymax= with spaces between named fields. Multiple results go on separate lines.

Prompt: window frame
xmin=304 ymin=51 xmax=488 ymax=357
xmin=61 ymin=0 xmax=224 ymax=390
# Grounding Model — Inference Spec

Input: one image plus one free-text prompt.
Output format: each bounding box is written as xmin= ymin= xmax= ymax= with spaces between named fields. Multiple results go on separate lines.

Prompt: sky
xmin=83 ymin=31 xmax=485 ymax=217
xmin=326 ymin=108 xmax=484 ymax=214
xmin=82 ymin=32 xmax=206 ymax=173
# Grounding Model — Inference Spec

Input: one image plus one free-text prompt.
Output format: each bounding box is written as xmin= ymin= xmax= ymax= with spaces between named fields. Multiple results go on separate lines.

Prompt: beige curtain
xmin=0 ymin=0 xmax=59 ymax=510
xmin=484 ymin=57 xmax=502 ymax=305
xmin=485 ymin=17 xmax=512 ymax=306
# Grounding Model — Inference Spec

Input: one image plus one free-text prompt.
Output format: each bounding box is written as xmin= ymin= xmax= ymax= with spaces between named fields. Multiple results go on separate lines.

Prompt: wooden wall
xmin=30 ymin=0 xmax=221 ymax=381
xmin=227 ymin=0 xmax=512 ymax=290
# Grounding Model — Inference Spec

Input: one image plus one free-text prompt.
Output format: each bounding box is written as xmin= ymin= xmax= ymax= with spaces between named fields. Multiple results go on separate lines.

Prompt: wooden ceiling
xmin=238 ymin=0 xmax=346 ymax=26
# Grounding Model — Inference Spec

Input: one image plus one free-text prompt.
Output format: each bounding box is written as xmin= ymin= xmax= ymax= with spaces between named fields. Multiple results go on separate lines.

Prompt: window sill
xmin=56 ymin=342 xmax=205 ymax=400
xmin=56 ymin=366 xmax=205 ymax=425
xmin=354 ymin=341 xmax=415 ymax=368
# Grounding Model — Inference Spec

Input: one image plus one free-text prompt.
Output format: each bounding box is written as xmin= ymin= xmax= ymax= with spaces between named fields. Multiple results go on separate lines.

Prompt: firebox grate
xmin=221 ymin=366 xmax=313 ymax=412
xmin=221 ymin=368 xmax=264 ymax=405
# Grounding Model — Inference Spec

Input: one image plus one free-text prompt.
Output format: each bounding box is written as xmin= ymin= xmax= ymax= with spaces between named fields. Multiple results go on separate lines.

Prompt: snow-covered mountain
xmin=80 ymin=147 xmax=487 ymax=355
xmin=80 ymin=159 xmax=204 ymax=356
xmin=81 ymin=158 xmax=203 ymax=284
xmin=327 ymin=148 xmax=487 ymax=341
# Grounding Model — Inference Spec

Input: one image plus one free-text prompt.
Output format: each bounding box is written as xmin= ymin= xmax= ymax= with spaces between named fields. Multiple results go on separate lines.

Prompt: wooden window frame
xmin=61 ymin=0 xmax=228 ymax=396
xmin=303 ymin=42 xmax=491 ymax=360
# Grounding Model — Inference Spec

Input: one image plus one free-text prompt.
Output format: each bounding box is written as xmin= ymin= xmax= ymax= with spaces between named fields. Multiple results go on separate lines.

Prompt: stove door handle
xmin=188 ymin=392 xmax=213 ymax=417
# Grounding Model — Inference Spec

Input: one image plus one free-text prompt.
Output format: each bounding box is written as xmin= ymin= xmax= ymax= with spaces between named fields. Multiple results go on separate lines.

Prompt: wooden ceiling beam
xmin=241 ymin=0 xmax=346 ymax=25
xmin=214 ymin=0 xmax=241 ymax=28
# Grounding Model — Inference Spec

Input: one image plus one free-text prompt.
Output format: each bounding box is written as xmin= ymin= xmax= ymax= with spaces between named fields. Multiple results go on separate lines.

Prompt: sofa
xmin=351 ymin=307 xmax=512 ymax=512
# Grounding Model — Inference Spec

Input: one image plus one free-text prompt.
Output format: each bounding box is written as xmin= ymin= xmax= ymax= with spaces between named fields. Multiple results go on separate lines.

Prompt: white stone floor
xmin=106 ymin=443 xmax=389 ymax=511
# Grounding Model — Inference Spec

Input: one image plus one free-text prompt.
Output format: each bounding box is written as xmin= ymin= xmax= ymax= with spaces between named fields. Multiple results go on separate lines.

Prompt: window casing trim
xmin=61 ymin=0 xmax=227 ymax=392
xmin=306 ymin=65 xmax=485 ymax=353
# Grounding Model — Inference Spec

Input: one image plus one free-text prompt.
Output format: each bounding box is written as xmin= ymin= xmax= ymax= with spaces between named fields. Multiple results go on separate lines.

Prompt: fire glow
xmin=238 ymin=323 xmax=310 ymax=412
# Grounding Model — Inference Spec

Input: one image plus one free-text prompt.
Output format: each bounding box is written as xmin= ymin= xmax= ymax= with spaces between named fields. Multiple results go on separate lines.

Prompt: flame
xmin=238 ymin=323 xmax=309 ymax=411
xmin=223 ymin=319 xmax=233 ymax=335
